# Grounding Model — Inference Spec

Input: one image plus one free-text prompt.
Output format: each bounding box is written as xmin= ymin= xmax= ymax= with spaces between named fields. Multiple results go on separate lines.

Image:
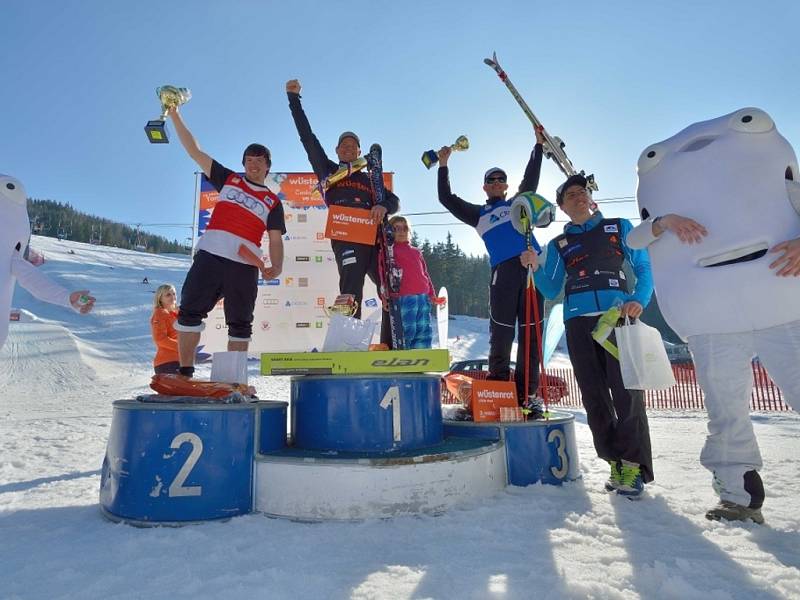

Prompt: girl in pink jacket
xmin=389 ymin=216 xmax=444 ymax=348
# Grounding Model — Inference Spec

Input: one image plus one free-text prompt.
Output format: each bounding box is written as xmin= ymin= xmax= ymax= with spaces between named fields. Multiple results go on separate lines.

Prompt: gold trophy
xmin=325 ymin=294 xmax=358 ymax=318
xmin=144 ymin=85 xmax=192 ymax=144
xmin=421 ymin=135 xmax=469 ymax=169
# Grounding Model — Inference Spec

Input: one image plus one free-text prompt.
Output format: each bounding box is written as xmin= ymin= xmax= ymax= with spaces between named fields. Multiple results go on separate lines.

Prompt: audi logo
xmin=225 ymin=188 xmax=267 ymax=217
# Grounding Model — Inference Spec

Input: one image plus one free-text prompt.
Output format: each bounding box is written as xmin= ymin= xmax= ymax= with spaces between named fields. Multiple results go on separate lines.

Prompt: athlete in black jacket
xmin=286 ymin=79 xmax=399 ymax=344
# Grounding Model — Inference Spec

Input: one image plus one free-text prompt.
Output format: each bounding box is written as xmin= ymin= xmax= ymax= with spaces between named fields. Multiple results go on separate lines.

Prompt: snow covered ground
xmin=1 ymin=236 xmax=798 ymax=600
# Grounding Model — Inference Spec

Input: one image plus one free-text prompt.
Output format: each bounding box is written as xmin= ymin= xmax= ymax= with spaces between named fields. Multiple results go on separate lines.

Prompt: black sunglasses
xmin=485 ymin=176 xmax=507 ymax=184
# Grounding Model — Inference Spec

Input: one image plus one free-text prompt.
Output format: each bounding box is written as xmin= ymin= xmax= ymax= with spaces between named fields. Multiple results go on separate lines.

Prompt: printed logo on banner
xmin=296 ymin=322 xmax=310 ymax=328
xmin=285 ymin=300 xmax=309 ymax=307
xmin=198 ymin=172 xmax=383 ymax=353
xmin=365 ymin=298 xmax=379 ymax=308
xmin=261 ymin=321 xmax=271 ymax=331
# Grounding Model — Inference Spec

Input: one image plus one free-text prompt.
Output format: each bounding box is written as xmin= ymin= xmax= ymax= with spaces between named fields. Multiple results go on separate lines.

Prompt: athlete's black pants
xmin=178 ymin=250 xmax=258 ymax=340
xmin=487 ymin=257 xmax=544 ymax=404
xmin=331 ymin=240 xmax=391 ymax=347
xmin=565 ymin=315 xmax=654 ymax=482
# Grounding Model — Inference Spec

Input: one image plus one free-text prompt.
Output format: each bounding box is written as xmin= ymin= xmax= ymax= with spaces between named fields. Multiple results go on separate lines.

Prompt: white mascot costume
xmin=627 ymin=108 xmax=800 ymax=522
xmin=0 ymin=174 xmax=92 ymax=348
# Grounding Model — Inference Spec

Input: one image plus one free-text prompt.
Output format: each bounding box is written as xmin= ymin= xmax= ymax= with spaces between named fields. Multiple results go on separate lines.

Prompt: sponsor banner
xmin=197 ymin=171 xmax=390 ymax=352
xmin=261 ymin=349 xmax=450 ymax=376
xmin=324 ymin=205 xmax=378 ymax=245
xmin=470 ymin=380 xmax=518 ymax=422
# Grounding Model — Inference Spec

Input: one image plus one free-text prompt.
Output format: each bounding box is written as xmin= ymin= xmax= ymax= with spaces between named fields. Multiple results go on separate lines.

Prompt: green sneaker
xmin=616 ymin=461 xmax=644 ymax=499
xmin=605 ymin=460 xmax=622 ymax=491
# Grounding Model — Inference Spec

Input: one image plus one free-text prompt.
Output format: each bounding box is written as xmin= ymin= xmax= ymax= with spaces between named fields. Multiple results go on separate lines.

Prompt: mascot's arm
xmin=625 ymin=218 xmax=659 ymax=249
xmin=10 ymin=252 xmax=71 ymax=308
xmin=627 ymin=214 xmax=707 ymax=248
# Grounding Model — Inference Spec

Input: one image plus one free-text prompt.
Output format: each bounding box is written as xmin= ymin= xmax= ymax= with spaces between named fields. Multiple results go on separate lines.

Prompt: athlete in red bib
xmin=167 ymin=106 xmax=286 ymax=378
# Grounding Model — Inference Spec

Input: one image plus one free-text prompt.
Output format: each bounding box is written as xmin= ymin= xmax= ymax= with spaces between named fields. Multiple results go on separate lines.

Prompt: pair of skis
xmin=365 ymin=144 xmax=405 ymax=350
xmin=483 ymin=52 xmax=598 ymax=192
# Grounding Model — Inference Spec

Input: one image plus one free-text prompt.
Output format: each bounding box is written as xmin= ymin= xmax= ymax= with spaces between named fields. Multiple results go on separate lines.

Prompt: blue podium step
xmin=291 ymin=374 xmax=443 ymax=453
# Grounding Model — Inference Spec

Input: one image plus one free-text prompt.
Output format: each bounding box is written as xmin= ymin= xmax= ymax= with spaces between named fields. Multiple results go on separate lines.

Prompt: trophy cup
xmin=144 ymin=85 xmax=192 ymax=144
xmin=421 ymin=135 xmax=469 ymax=169
xmin=325 ymin=294 xmax=358 ymax=318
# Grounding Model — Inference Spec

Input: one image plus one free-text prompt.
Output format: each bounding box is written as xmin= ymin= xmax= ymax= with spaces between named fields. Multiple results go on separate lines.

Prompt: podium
xmin=99 ymin=350 xmax=579 ymax=525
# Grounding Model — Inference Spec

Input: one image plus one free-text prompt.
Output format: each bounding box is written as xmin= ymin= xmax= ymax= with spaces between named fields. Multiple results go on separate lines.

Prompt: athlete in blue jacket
xmin=438 ymin=126 xmax=547 ymax=415
xmin=525 ymin=173 xmax=655 ymax=496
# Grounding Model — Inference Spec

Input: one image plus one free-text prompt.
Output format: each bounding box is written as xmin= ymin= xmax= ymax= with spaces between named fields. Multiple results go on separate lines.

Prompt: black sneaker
xmin=521 ymin=397 xmax=546 ymax=420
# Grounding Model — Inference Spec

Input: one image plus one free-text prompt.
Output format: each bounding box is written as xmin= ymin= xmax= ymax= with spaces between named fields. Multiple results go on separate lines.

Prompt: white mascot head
xmin=636 ymin=108 xmax=800 ymax=338
xmin=1 ymin=174 xmax=31 ymax=256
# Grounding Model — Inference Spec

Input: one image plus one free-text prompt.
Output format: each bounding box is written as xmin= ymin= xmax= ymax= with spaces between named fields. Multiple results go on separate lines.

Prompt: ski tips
xmin=483 ymin=51 xmax=499 ymax=66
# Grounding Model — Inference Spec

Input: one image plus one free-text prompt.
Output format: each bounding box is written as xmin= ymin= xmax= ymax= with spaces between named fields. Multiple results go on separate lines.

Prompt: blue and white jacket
xmin=534 ymin=212 xmax=654 ymax=320
xmin=437 ymin=144 xmax=543 ymax=268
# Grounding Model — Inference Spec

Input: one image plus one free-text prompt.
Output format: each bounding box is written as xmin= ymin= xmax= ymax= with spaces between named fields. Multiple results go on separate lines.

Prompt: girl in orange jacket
xmin=150 ymin=284 xmax=180 ymax=374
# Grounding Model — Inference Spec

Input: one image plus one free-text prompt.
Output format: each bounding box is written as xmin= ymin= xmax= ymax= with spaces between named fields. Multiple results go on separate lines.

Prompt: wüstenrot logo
xmin=331 ymin=212 xmax=372 ymax=225
xmin=476 ymin=389 xmax=514 ymax=400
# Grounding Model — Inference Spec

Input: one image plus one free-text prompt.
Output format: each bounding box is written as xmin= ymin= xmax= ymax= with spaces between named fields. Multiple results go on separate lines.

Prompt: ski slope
xmin=0 ymin=236 xmax=798 ymax=600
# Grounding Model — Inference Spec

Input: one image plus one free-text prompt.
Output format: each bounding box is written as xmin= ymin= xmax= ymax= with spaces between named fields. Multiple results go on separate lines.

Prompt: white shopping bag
xmin=615 ymin=317 xmax=676 ymax=390
xmin=210 ymin=351 xmax=249 ymax=385
xmin=322 ymin=313 xmax=378 ymax=352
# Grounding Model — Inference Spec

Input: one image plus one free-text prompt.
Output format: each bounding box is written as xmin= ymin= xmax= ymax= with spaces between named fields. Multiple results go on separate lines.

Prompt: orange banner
xmin=470 ymin=380 xmax=518 ymax=422
xmin=324 ymin=205 xmax=379 ymax=245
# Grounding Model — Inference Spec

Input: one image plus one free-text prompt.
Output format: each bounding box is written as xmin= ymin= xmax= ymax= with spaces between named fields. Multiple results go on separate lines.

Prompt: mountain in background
xmin=26 ymin=198 xmax=189 ymax=254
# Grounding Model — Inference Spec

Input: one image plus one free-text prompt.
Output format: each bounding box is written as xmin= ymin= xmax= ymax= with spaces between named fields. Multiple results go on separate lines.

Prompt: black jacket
xmin=288 ymin=92 xmax=399 ymax=214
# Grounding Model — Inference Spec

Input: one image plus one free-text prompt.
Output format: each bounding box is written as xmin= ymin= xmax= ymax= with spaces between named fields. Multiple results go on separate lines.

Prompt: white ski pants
xmin=688 ymin=319 xmax=800 ymax=507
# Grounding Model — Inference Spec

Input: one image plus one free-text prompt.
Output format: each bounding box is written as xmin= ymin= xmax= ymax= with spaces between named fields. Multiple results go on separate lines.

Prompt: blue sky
xmin=2 ymin=1 xmax=798 ymax=256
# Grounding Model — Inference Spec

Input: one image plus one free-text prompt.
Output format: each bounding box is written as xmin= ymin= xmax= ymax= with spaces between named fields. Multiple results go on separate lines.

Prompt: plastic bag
xmin=322 ymin=313 xmax=377 ymax=352
xmin=616 ymin=317 xmax=676 ymax=390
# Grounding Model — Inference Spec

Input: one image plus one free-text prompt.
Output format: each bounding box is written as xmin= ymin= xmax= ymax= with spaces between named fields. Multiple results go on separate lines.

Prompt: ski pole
xmin=520 ymin=217 xmax=548 ymax=419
